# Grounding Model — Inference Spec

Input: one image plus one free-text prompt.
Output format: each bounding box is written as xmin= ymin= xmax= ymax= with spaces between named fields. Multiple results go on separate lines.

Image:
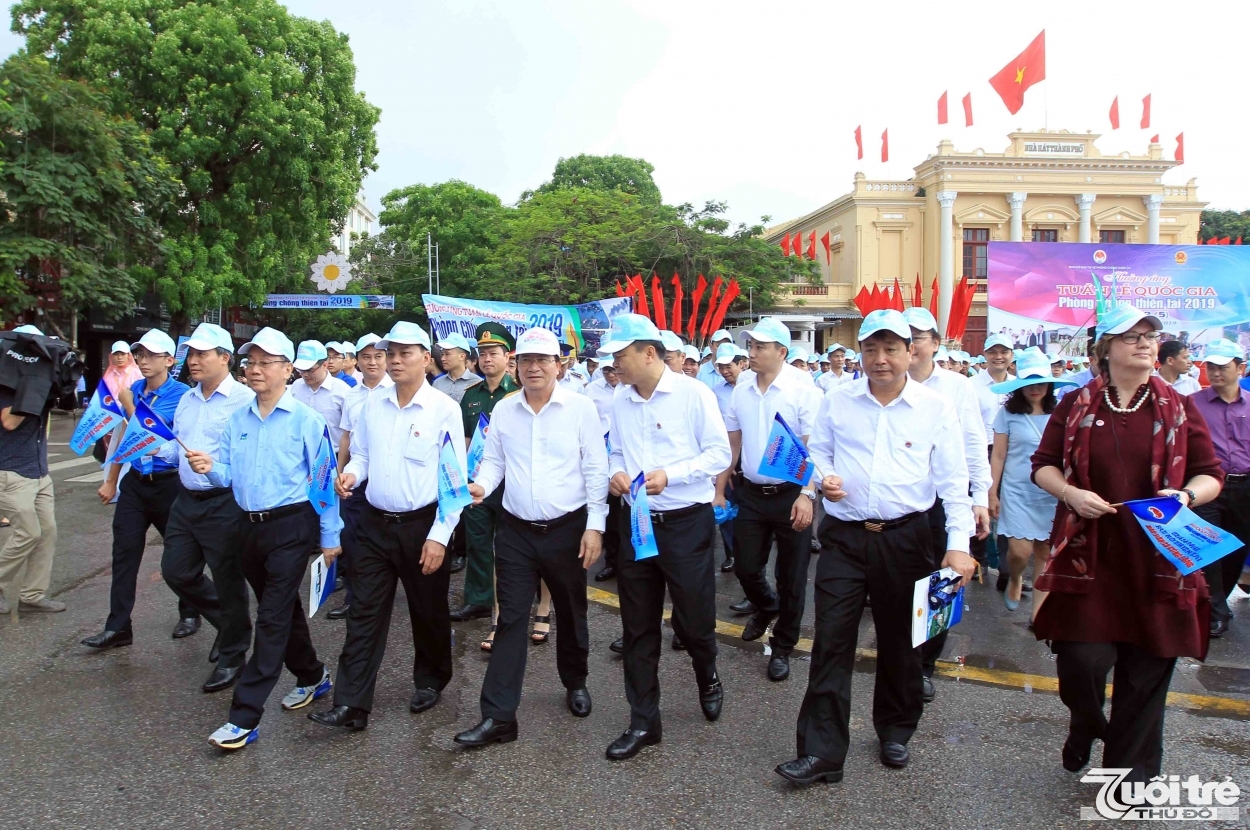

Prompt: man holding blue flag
xmin=714 ymin=317 xmax=820 ymax=683
xmin=602 ymin=314 xmax=731 ymax=761
xmin=190 ymin=326 xmax=342 ymax=751
xmin=68 ymin=380 xmax=125 ymax=456
xmin=82 ymin=329 xmax=195 ymax=651
xmin=308 ymin=321 xmax=465 ymax=733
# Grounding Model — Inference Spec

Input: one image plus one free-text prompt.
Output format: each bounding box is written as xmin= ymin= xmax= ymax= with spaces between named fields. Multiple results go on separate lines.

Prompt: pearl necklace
xmin=1104 ymin=385 xmax=1151 ymax=414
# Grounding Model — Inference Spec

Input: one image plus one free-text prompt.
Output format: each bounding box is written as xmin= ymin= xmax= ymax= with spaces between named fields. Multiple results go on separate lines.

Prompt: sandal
xmin=531 ymin=615 xmax=551 ymax=644
xmin=480 ymin=624 xmax=496 ymax=653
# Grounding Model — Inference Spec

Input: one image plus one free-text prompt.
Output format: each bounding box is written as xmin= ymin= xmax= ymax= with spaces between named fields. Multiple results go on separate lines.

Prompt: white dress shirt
xmin=816 ymin=369 xmax=854 ymax=392
xmin=339 ymin=374 xmax=395 ymax=434
xmin=290 ymin=374 xmax=351 ymax=448
xmin=724 ymin=369 xmax=820 ymax=485
xmin=585 ymin=376 xmax=619 ymax=436
xmin=608 ymin=370 xmax=731 ymax=511
xmin=343 ymin=381 xmax=467 ymax=546
xmin=1157 ymin=371 xmax=1202 ymax=396
xmin=559 ymin=371 xmax=587 ymax=394
xmin=474 ymin=385 xmax=609 ymax=532
xmin=913 ymin=364 xmax=992 ymax=508
xmin=163 ymin=374 xmax=256 ymax=491
xmin=810 ymin=378 xmax=974 ymax=552
xmin=713 ymin=378 xmax=735 ymax=420
xmin=971 ymin=369 xmax=1013 ymax=445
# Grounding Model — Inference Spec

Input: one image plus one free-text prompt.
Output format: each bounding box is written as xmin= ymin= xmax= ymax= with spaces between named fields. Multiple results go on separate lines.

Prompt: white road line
xmin=47 ymin=457 xmax=99 ymax=473
xmin=65 ymin=473 xmax=103 ymax=483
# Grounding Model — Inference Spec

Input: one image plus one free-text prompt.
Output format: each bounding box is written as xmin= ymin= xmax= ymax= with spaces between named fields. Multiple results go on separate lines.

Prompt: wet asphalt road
xmin=2 ymin=414 xmax=1249 ymax=829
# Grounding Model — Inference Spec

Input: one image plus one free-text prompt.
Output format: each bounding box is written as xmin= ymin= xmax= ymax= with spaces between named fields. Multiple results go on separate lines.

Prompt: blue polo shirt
xmin=130 ymin=375 xmax=191 ymax=475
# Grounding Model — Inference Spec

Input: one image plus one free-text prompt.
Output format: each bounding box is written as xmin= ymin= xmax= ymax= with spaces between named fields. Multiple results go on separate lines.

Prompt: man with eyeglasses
xmin=325 ymin=342 xmax=358 ymax=389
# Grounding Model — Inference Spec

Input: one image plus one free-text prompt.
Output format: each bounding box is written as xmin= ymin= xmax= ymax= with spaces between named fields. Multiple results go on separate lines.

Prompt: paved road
xmin=2 ymin=414 xmax=1249 ymax=829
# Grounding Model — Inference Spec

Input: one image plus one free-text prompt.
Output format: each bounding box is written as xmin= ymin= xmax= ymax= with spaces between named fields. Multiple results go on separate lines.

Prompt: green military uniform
xmin=460 ymin=324 xmax=520 ymax=609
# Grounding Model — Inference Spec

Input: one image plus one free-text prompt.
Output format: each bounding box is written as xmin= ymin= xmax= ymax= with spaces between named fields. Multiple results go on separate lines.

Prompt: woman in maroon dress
xmin=1030 ymin=304 xmax=1223 ymax=783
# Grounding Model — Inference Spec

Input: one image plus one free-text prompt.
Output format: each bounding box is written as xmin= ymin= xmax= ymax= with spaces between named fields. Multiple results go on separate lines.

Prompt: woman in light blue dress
xmin=988 ymin=348 xmax=1077 ymax=614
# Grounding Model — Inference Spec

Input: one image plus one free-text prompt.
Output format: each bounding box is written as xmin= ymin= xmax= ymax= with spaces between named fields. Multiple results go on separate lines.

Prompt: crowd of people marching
xmin=1 ymin=299 xmax=1246 ymax=788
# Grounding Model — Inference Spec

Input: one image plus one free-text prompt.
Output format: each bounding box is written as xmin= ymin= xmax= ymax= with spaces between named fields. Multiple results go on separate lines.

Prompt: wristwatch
xmin=802 ymin=489 xmax=817 ymax=501
xmin=1182 ymin=488 xmax=1198 ymax=506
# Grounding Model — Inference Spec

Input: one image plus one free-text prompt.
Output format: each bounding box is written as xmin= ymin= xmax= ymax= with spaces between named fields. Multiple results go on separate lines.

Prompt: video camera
xmin=0 ymin=328 xmax=85 ymax=415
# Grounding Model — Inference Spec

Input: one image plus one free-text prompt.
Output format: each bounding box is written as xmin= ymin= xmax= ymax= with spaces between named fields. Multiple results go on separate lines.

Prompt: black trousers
xmin=732 ymin=479 xmax=812 ymax=654
xmin=228 ymin=503 xmax=325 ymax=729
xmin=920 ymin=499 xmax=950 ymax=676
xmin=333 ymin=504 xmax=452 ymax=712
xmin=617 ymin=502 xmax=718 ymax=731
xmin=339 ymin=479 xmax=369 ymax=608
xmin=481 ymin=509 xmax=590 ymax=722
xmin=797 ymin=512 xmax=933 ymax=763
xmin=1053 ymin=640 xmax=1177 ymax=782
xmin=1196 ymin=478 xmax=1250 ymax=624
xmin=106 ymin=470 xmax=194 ymax=632
xmin=603 ymin=494 xmax=622 ymax=569
xmin=161 ymin=489 xmax=252 ymax=668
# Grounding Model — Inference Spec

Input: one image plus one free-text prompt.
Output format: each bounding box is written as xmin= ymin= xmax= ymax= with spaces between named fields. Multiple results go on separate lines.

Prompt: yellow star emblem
xmin=1015 ymin=66 xmax=1026 ymax=84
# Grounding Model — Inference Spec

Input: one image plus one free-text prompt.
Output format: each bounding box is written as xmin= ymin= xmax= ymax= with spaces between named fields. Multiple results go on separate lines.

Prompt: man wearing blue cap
xmin=698 ymin=330 xmax=733 ymax=389
xmin=601 ymin=314 xmax=731 ymax=760
xmin=151 ymin=323 xmax=257 ymax=692
xmin=291 ymin=340 xmax=351 ymax=455
xmin=83 ymin=329 xmax=194 ymax=650
xmin=325 ymin=342 xmax=358 ymax=389
xmin=817 ymin=344 xmax=852 ymax=392
xmin=195 ymin=327 xmax=343 ymax=750
xmin=777 ymin=309 xmax=974 ymax=785
xmin=434 ymin=332 xmax=482 ymax=402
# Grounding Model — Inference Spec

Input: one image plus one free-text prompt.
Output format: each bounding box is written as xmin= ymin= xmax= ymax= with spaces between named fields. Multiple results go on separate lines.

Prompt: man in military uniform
xmin=450 ymin=323 xmax=521 ymax=624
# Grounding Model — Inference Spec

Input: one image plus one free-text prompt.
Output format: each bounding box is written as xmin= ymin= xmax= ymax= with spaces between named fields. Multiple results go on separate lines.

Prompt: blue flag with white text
xmin=308 ymin=425 xmax=338 ymax=515
xmin=1123 ymin=496 xmax=1244 ymax=576
xmin=108 ymin=398 xmax=176 ymax=465
xmin=629 ymin=472 xmax=660 ymax=560
xmin=467 ymin=413 xmax=489 ymax=481
xmin=69 ymin=380 xmax=126 ymax=455
xmin=437 ymin=431 xmax=473 ymax=521
xmin=757 ymin=412 xmax=814 ymax=486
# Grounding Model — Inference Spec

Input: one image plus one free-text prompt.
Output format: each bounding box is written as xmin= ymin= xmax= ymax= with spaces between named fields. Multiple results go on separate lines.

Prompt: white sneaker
xmin=281 ymin=667 xmax=331 ymax=710
xmin=208 ymin=722 xmax=257 ymax=750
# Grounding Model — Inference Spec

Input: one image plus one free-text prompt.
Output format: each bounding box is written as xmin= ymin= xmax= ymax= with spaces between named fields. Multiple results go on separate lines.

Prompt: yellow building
xmin=765 ymin=129 xmax=1204 ymax=354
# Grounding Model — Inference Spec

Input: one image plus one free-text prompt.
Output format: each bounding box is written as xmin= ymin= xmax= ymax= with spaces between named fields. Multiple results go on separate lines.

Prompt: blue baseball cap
xmin=806 ymin=352 xmax=820 ymax=364
xmin=1201 ymin=338 xmax=1246 ymax=366
xmin=130 ymin=329 xmax=177 ymax=356
xmin=714 ymin=343 xmax=741 ymax=365
xmin=325 ymin=341 xmax=346 ymax=356
xmin=435 ymin=332 xmax=473 ymax=354
xmin=184 ymin=323 xmax=233 ymax=353
xmin=826 ymin=342 xmax=847 ymax=355
xmin=657 ymin=329 xmax=684 ymax=353
xmin=935 ymin=345 xmax=951 ymax=362
xmin=990 ymin=347 xmax=1078 ymax=394
xmin=13 ymin=324 xmax=43 ymax=335
xmin=238 ymin=327 xmax=295 ymax=362
xmin=598 ymin=313 xmax=663 ymax=355
xmin=293 ymin=340 xmax=328 ymax=371
xmin=700 ymin=346 xmax=712 ymax=358
xmin=984 ymin=333 xmax=1013 ymax=352
xmin=682 ymin=345 xmax=701 ymax=363
xmin=902 ymin=307 xmax=940 ymax=335
xmin=858 ymin=309 xmax=911 ymax=343
xmin=711 ymin=329 xmax=732 ymax=343
xmin=1096 ymin=302 xmax=1162 ymax=341
xmin=355 ymin=333 xmax=383 ymax=352
xmin=377 ymin=321 xmax=432 ymax=351
xmin=743 ymin=317 xmax=792 ymax=348
xmin=788 ymin=346 xmax=810 ymax=363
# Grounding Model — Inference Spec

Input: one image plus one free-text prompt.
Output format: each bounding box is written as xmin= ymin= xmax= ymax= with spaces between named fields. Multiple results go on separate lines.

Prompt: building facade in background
xmin=335 ymin=191 xmax=377 ymax=257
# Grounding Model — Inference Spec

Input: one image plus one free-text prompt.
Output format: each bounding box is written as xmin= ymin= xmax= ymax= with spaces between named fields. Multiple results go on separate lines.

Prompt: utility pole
xmin=427 ymin=232 xmax=433 ymax=294
xmin=434 ymin=243 xmax=440 ymax=294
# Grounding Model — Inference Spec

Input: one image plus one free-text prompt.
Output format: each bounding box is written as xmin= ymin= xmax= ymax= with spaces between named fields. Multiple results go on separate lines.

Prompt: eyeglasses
xmin=251 ymin=359 xmax=290 ymax=369
xmin=1117 ymin=331 xmax=1163 ymax=345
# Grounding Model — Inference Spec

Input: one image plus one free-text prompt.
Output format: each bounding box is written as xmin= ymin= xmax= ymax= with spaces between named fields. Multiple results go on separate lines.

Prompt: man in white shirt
xmin=586 ymin=357 xmax=623 ymax=582
xmin=713 ymin=344 xmax=749 ymax=575
xmin=714 ymin=317 xmax=820 ymax=683
xmin=601 ymin=314 xmax=732 ymax=761
xmin=290 ymin=340 xmax=351 ymax=450
xmin=776 ymin=309 xmax=975 ymax=786
xmin=698 ymin=329 xmax=733 ymax=389
xmin=454 ymin=328 xmax=608 ymax=747
xmin=310 ymin=322 xmax=466 ymax=732
xmin=659 ymin=330 xmax=686 ymax=375
xmin=1157 ymin=340 xmax=1202 ymax=395
xmin=817 ymin=344 xmax=852 ymax=391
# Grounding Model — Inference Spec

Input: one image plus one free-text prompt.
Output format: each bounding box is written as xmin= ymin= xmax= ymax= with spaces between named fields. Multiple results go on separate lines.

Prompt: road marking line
xmin=586 ymin=586 xmax=1250 ymax=719
xmin=65 ymin=473 xmax=103 ymax=483
xmin=47 ymin=457 xmax=98 ymax=473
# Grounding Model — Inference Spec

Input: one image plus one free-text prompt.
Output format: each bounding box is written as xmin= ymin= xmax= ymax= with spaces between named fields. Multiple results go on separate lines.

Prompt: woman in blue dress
xmin=988 ymin=348 xmax=1077 ymax=615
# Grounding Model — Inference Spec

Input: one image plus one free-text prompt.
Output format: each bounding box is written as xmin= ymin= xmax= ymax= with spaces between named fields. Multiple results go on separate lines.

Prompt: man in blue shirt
xmin=83 ymin=329 xmax=193 ymax=650
xmin=192 ymin=327 xmax=342 ymax=751
xmin=326 ymin=342 xmax=358 ymax=388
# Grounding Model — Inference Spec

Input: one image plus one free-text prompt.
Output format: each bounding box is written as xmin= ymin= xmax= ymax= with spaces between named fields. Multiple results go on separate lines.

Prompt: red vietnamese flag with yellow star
xmin=989 ymin=31 xmax=1045 ymax=115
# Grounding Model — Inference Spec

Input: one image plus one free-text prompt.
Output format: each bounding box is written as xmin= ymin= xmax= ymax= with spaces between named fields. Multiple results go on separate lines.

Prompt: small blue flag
xmin=604 ymin=430 xmax=612 ymax=456
xmin=1122 ymin=496 xmax=1244 ymax=576
xmin=308 ymin=425 xmax=338 ymax=515
xmin=437 ymin=431 xmax=473 ymax=521
xmin=757 ymin=412 xmax=814 ymax=486
xmin=108 ymin=398 xmax=177 ymax=465
xmin=308 ymin=555 xmax=337 ymax=617
xmin=467 ymin=413 xmax=489 ymax=481
xmin=629 ymin=471 xmax=660 ymax=560
xmin=69 ymin=380 xmax=126 ymax=455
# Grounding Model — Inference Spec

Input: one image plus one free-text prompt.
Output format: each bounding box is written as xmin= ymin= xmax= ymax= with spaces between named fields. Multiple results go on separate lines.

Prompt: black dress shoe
xmin=332 ymin=575 xmax=345 ymax=594
xmin=775 ymin=755 xmax=844 ymax=785
xmin=202 ymin=665 xmax=241 ymax=693
xmin=729 ymin=598 xmax=756 ymax=615
xmin=449 ymin=556 xmax=467 ymax=574
xmin=741 ymin=611 xmax=777 ymax=642
xmin=455 ymin=717 xmax=518 ymax=747
xmin=1211 ymin=618 xmax=1231 ymax=638
xmin=327 ymin=603 xmax=350 ymax=620
xmin=309 ymin=705 xmax=368 ymax=730
xmin=720 ymin=557 xmax=735 ymax=572
xmin=594 ymin=566 xmax=616 ymax=582
xmin=671 ymin=633 xmax=685 ymax=651
xmin=880 ymin=741 xmax=910 ymax=769
xmin=605 ymin=727 xmax=662 ymax=760
xmin=609 ymin=637 xmax=625 ymax=655
xmin=566 ymin=687 xmax=592 ymax=718
xmin=449 ymin=603 xmax=492 ymax=622
xmin=700 ymin=677 xmax=723 ymax=721
xmin=410 ymin=687 xmax=441 ymax=714
xmin=172 ymin=617 xmax=201 ymax=639
xmin=922 ymin=676 xmax=936 ymax=703
xmin=1062 ymin=731 xmax=1094 ymax=772
xmin=208 ymin=634 xmax=220 ymax=664
xmin=768 ymin=654 xmax=790 ymax=682
xmin=82 ymin=629 xmax=133 ymax=650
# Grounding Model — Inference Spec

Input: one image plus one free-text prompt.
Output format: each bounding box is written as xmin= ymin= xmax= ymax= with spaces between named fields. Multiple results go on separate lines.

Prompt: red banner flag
xmin=868 ymin=283 xmax=884 ymax=314
xmin=855 ymin=125 xmax=863 ymax=160
xmin=881 ymin=129 xmax=889 ymax=163
xmin=1237 ymin=237 xmax=1243 ymax=246
xmin=1150 ymin=134 xmax=1159 ymax=144
xmin=891 ymin=277 xmax=906 ymax=312
xmin=687 ymin=274 xmax=707 ymax=340
xmin=651 ymin=274 xmax=667 ymax=331
xmin=615 ymin=280 xmax=624 ymax=298
xmin=805 ymin=231 xmax=816 ymax=261
xmin=781 ymin=232 xmax=791 ymax=256
xmin=1220 ymin=237 xmax=1232 ymax=245
xmin=1175 ymin=132 xmax=1184 ymax=164
xmin=962 ymin=93 xmax=973 ymax=127
xmin=670 ymin=273 xmax=684 ymax=336
xmin=1141 ymin=94 xmax=1151 ymax=129
xmin=706 ymin=278 xmax=741 ymax=337
xmin=928 ymin=277 xmax=940 ymax=318
xmin=629 ymin=275 xmax=649 ymax=320
xmin=1109 ymin=96 xmax=1120 ymax=130
xmin=937 ymin=91 xmax=948 ymax=125
xmin=852 ymin=286 xmax=871 ymax=317
xmin=821 ymin=231 xmax=832 ymax=265
xmin=700 ymin=277 xmax=724 ymax=340
xmin=989 ymin=30 xmax=1046 ymax=115
xmin=912 ymin=274 xmax=923 ymax=309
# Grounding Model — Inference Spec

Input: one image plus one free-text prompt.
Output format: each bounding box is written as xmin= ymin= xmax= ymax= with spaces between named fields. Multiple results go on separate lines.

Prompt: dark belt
xmin=133 ymin=469 xmax=179 ymax=483
xmin=503 ymin=506 xmax=586 ymax=535
xmin=367 ymin=502 xmax=437 ymax=524
xmin=184 ymin=486 xmax=232 ymax=501
xmin=245 ymin=502 xmax=309 ymax=523
xmin=648 ymin=502 xmax=704 ymax=524
xmin=1226 ymin=473 xmax=1250 ymax=483
xmin=836 ymin=511 xmax=923 ymax=533
xmin=739 ymin=478 xmax=800 ymax=496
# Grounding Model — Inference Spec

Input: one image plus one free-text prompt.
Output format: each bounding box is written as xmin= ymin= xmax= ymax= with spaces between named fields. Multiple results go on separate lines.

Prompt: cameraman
xmin=0 ymin=325 xmax=63 ymax=615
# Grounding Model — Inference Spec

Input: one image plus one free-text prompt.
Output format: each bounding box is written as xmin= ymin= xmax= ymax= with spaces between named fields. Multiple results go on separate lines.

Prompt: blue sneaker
xmin=281 ymin=667 xmax=331 ymax=711
xmin=208 ymin=722 xmax=257 ymax=750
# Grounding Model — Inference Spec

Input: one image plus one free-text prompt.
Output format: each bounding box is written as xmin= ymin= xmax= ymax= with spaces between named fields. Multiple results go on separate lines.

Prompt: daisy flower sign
xmin=310 ymin=251 xmax=353 ymax=293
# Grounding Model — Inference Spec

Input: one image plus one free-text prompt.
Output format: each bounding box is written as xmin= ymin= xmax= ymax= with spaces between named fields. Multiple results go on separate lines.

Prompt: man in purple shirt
xmin=1190 ymin=339 xmax=1250 ymax=639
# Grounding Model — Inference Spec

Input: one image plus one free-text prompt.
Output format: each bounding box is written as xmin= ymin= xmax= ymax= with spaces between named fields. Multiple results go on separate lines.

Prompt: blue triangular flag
xmin=437 ymin=431 xmax=473 ymax=521
xmin=757 ymin=412 xmax=814 ymax=486
xmin=69 ymin=380 xmax=126 ymax=455
xmin=307 ymin=425 xmax=338 ymax=515
xmin=629 ymin=472 xmax=659 ymax=560
xmin=467 ymin=412 xmax=489 ymax=481
xmin=1123 ymin=496 xmax=1244 ymax=576
xmin=108 ymin=398 xmax=176 ymax=465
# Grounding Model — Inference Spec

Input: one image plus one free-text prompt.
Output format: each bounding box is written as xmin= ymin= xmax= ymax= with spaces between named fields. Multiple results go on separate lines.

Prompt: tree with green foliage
xmin=527 ymin=154 xmax=662 ymax=204
xmin=1199 ymin=209 xmax=1250 ymax=243
xmin=0 ymin=53 xmax=177 ymax=325
xmin=13 ymin=0 xmax=380 ymax=331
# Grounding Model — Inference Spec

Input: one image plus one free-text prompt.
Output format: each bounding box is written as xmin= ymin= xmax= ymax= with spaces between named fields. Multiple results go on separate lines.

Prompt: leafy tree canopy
xmin=1199 ymin=209 xmax=1250 ymax=242
xmin=527 ymin=154 xmax=661 ymax=204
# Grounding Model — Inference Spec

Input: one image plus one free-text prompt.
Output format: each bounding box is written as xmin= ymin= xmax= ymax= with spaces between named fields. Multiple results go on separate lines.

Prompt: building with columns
xmin=763 ymin=129 xmax=1204 ymax=353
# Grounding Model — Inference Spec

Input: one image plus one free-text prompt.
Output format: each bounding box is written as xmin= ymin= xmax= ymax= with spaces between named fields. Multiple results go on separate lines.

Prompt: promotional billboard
xmin=421 ymin=294 xmax=634 ymax=353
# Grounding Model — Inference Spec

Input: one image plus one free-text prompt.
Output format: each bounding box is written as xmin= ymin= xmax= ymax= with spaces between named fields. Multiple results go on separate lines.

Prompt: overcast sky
xmin=5 ymin=0 xmax=1246 ymax=227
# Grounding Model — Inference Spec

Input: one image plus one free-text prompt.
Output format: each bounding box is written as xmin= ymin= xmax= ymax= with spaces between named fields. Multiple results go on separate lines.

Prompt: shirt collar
xmin=249 ymin=389 xmax=297 ymax=418
xmin=134 ymin=374 xmax=176 ymax=399
xmin=846 ymin=374 xmax=918 ymax=407
xmin=195 ymin=373 xmax=241 ymax=402
xmin=1199 ymin=386 xmax=1243 ymax=406
xmin=386 ymin=379 xmax=435 ymax=410
xmin=626 ymin=367 xmax=676 ymax=402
